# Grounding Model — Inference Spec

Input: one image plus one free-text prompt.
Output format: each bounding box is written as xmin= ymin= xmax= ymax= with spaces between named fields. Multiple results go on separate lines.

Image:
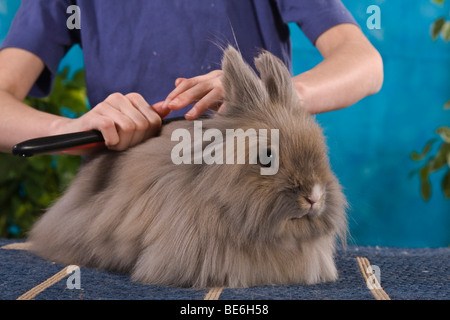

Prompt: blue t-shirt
xmin=1 ymin=0 xmax=357 ymax=118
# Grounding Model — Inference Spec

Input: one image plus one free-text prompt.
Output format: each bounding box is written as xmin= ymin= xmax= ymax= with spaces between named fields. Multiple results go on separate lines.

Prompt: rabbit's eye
xmin=258 ymin=148 xmax=273 ymax=168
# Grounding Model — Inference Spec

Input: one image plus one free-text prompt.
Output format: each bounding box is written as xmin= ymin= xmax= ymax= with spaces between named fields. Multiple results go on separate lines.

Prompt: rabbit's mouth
xmin=292 ymin=199 xmax=325 ymax=220
xmin=288 ymin=209 xmax=309 ymax=220
xmin=289 ymin=206 xmax=323 ymax=221
xmin=307 ymin=205 xmax=324 ymax=218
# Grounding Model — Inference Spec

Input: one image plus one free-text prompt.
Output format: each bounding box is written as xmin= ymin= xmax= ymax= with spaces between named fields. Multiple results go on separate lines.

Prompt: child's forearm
xmin=293 ymin=24 xmax=384 ymax=114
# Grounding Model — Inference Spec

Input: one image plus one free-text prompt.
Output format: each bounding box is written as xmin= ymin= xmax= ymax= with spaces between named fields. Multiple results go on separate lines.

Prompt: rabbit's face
xmin=216 ymin=113 xmax=344 ymax=242
xmin=277 ymin=120 xmax=346 ymax=241
xmin=208 ymin=46 xmax=347 ymax=244
xmin=277 ymin=116 xmax=334 ymax=220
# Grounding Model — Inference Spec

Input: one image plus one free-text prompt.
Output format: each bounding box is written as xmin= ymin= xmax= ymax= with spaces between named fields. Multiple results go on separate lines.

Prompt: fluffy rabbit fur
xmin=29 ymin=46 xmax=347 ymax=288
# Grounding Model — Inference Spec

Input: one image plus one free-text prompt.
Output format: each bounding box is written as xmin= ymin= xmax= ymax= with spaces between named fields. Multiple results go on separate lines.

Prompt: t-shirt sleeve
xmin=0 ymin=0 xmax=79 ymax=97
xmin=276 ymin=0 xmax=359 ymax=45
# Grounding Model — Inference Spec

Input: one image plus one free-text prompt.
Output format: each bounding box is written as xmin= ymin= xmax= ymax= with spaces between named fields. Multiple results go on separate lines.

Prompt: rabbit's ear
xmin=221 ymin=46 xmax=267 ymax=115
xmin=254 ymin=50 xmax=299 ymax=107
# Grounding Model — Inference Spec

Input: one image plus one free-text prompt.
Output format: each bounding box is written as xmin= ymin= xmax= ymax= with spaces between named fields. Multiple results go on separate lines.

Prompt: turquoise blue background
xmin=1 ymin=0 xmax=449 ymax=247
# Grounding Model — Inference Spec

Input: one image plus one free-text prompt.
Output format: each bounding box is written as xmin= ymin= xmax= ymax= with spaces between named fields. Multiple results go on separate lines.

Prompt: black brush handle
xmin=12 ymin=130 xmax=105 ymax=157
xmin=12 ymin=116 xmax=189 ymax=157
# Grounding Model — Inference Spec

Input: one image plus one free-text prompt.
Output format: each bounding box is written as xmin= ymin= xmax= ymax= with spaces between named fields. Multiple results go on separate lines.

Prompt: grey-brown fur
xmin=29 ymin=46 xmax=347 ymax=288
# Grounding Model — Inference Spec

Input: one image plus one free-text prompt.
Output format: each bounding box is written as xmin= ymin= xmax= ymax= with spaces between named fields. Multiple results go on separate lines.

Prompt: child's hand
xmin=154 ymin=70 xmax=224 ymax=120
xmin=65 ymin=92 xmax=163 ymax=152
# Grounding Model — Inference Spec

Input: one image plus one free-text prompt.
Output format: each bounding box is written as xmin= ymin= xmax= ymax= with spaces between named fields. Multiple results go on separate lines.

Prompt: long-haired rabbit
xmin=28 ymin=46 xmax=347 ymax=288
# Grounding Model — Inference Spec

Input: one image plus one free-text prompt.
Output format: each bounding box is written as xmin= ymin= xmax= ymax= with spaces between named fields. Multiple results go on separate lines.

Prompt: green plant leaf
xmin=72 ymin=70 xmax=86 ymax=88
xmin=419 ymin=165 xmax=432 ymax=200
xmin=442 ymin=21 xmax=450 ymax=41
xmin=0 ymin=158 xmax=12 ymax=183
xmin=442 ymin=170 xmax=450 ymax=198
xmin=411 ymin=138 xmax=437 ymax=161
xmin=436 ymin=127 xmax=450 ymax=143
xmin=59 ymin=66 xmax=70 ymax=80
xmin=430 ymin=143 xmax=450 ymax=171
xmin=432 ymin=17 xmax=446 ymax=40
xmin=444 ymin=100 xmax=450 ymax=110
xmin=431 ymin=0 xmax=444 ymax=5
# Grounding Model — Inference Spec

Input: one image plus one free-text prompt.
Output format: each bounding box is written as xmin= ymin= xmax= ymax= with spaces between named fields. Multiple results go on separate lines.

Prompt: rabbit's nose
xmin=307 ymin=183 xmax=323 ymax=207
xmin=306 ymin=197 xmax=317 ymax=206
